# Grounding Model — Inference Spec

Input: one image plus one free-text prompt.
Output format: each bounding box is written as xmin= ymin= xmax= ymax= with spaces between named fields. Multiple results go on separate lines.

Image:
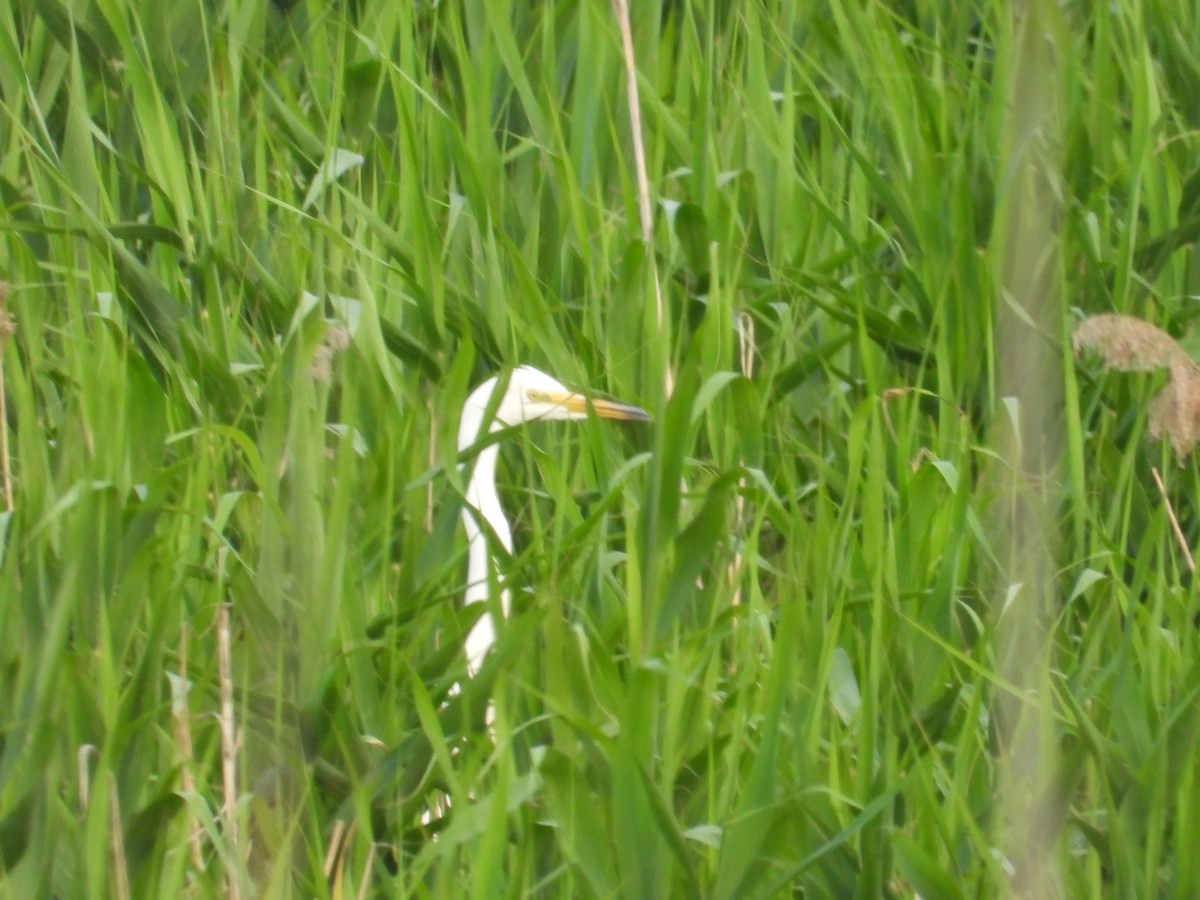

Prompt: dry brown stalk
xmin=611 ymin=0 xmax=672 ymax=398
xmin=171 ymin=623 xmax=205 ymax=869
xmin=1074 ymin=313 xmax=1200 ymax=459
xmin=1152 ymin=466 xmax=1196 ymax=572
xmin=217 ymin=603 xmax=242 ymax=900
xmin=109 ymin=773 xmax=131 ymax=900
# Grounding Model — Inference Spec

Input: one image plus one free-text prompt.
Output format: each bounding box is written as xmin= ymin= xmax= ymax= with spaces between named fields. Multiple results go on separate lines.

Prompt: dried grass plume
xmin=1073 ymin=313 xmax=1200 ymax=459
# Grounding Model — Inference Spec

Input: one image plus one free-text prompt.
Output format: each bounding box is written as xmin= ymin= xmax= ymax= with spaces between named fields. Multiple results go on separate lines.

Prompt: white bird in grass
xmin=457 ymin=366 xmax=649 ymax=674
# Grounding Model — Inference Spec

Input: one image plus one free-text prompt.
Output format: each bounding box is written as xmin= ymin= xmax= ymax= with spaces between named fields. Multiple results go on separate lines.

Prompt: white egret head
xmin=456 ymin=365 xmax=648 ymax=674
xmin=460 ymin=365 xmax=649 ymax=445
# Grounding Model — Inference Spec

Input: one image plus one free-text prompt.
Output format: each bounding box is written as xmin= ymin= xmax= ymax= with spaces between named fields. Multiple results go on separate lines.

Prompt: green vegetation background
xmin=2 ymin=0 xmax=1199 ymax=896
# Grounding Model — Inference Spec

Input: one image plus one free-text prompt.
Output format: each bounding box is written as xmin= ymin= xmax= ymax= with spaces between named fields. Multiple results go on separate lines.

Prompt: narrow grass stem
xmin=217 ymin=603 xmax=241 ymax=900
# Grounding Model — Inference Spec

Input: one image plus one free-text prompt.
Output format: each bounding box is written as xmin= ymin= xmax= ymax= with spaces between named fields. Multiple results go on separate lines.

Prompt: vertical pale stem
xmin=218 ymin=602 xmax=242 ymax=900
xmin=108 ymin=774 xmax=130 ymax=900
xmin=612 ymin=0 xmax=672 ymax=398
xmin=171 ymin=623 xmax=205 ymax=869
xmin=991 ymin=2 xmax=1067 ymax=896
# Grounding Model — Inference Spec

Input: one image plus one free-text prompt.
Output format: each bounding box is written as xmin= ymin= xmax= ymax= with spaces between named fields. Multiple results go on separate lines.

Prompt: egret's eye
xmin=526 ymin=390 xmax=551 ymax=403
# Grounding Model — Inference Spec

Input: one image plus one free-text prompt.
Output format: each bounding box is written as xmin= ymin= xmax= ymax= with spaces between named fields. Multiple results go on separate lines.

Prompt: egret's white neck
xmin=458 ymin=381 xmax=514 ymax=673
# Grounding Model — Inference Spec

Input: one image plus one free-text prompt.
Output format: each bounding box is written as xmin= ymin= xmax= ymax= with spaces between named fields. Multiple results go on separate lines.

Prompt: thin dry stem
xmin=217 ymin=603 xmax=242 ymax=900
xmin=356 ymin=844 xmax=379 ymax=900
xmin=729 ymin=311 xmax=755 ymax=613
xmin=612 ymin=0 xmax=672 ymax=398
xmin=323 ymin=818 xmax=348 ymax=879
xmin=612 ymin=0 xmax=653 ymax=246
xmin=109 ymin=773 xmax=131 ymax=900
xmin=171 ymin=623 xmax=205 ymax=869
xmin=1152 ymin=466 xmax=1196 ymax=572
xmin=881 ymin=386 xmax=914 ymax=443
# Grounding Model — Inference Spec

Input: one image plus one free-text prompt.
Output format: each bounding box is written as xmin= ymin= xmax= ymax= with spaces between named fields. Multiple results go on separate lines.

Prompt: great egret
xmin=457 ymin=366 xmax=649 ymax=674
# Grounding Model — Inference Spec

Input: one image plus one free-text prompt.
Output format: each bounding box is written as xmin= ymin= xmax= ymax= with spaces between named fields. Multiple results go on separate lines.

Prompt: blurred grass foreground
xmin=3 ymin=0 xmax=1200 ymax=897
